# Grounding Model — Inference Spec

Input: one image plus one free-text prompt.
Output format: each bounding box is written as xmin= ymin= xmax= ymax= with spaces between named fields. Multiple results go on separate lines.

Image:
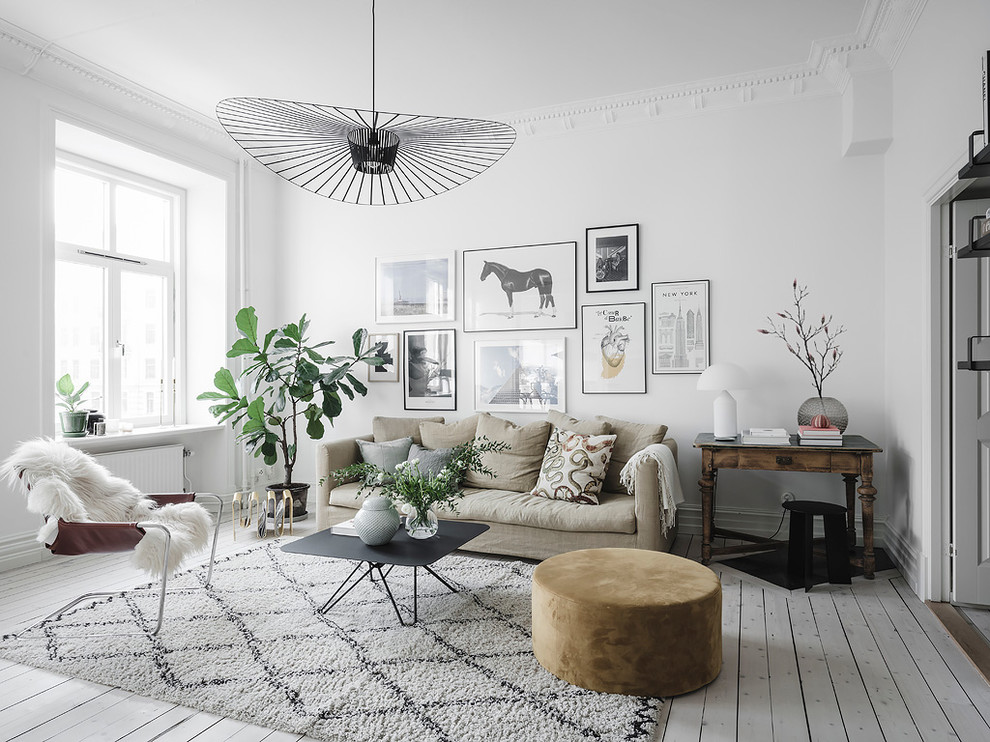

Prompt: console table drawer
xmin=735 ymin=450 xmax=833 ymax=472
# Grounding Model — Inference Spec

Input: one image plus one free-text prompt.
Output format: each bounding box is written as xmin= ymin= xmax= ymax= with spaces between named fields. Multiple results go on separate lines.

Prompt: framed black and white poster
xmin=651 ymin=280 xmax=710 ymax=374
xmin=581 ymin=303 xmax=647 ymax=394
xmin=403 ymin=329 xmax=456 ymax=410
xmin=586 ymin=224 xmax=639 ymax=292
xmin=366 ymin=332 xmax=399 ymax=383
xmin=376 ymin=254 xmax=454 ymax=324
xmin=462 ymin=242 xmax=577 ymax=332
xmin=474 ymin=339 xmax=566 ymax=413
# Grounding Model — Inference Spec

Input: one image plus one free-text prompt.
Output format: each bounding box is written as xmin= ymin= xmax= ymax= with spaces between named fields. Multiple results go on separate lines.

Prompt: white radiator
xmin=92 ymin=444 xmax=186 ymax=493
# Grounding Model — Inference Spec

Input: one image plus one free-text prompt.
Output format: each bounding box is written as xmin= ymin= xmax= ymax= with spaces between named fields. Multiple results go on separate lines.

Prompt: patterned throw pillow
xmin=531 ymin=429 xmax=618 ymax=505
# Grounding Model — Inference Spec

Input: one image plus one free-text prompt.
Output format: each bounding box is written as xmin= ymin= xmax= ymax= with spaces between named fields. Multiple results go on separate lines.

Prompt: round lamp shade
xmin=696 ymin=362 xmax=750 ymax=391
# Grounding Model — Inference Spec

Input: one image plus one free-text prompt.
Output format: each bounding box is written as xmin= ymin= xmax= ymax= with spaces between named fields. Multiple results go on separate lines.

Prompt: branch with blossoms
xmin=758 ymin=279 xmax=845 ymax=399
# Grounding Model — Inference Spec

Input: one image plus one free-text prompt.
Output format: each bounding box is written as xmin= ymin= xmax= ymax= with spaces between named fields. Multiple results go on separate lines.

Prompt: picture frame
xmin=403 ymin=329 xmax=456 ymax=410
xmin=462 ymin=242 xmax=577 ymax=332
xmin=474 ymin=338 xmax=566 ymax=413
xmin=366 ymin=333 xmax=399 ymax=382
xmin=651 ymin=280 xmax=710 ymax=374
xmin=581 ymin=302 xmax=647 ymax=394
xmin=586 ymin=224 xmax=639 ymax=292
xmin=375 ymin=254 xmax=454 ymax=324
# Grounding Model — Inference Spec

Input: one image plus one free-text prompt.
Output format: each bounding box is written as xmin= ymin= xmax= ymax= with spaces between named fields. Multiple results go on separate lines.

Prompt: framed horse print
xmin=462 ymin=242 xmax=577 ymax=332
xmin=375 ymin=254 xmax=455 ymax=324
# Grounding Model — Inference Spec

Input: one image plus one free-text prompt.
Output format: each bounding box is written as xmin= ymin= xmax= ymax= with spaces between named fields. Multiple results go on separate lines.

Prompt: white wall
xmin=265 ymin=92 xmax=887 ymax=535
xmin=882 ymin=0 xmax=990 ymax=597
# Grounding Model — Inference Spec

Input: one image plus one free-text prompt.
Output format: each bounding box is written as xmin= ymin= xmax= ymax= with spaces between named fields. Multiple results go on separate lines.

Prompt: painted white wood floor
xmin=1 ymin=520 xmax=989 ymax=742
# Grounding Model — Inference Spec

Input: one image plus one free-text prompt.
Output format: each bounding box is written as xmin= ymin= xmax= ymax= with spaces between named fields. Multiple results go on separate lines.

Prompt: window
xmin=54 ymin=156 xmax=181 ymax=427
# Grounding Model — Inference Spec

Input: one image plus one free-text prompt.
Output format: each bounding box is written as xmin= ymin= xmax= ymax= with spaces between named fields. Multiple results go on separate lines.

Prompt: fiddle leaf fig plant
xmin=198 ymin=306 xmax=383 ymax=486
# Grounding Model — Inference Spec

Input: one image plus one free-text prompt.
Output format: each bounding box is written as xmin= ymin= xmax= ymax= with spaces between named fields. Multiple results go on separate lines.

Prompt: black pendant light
xmin=216 ymin=0 xmax=515 ymax=206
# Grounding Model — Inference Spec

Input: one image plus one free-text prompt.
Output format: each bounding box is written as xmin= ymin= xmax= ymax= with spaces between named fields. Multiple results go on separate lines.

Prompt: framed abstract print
xmin=474 ymin=338 xmax=566 ymax=413
xmin=366 ymin=333 xmax=399 ymax=382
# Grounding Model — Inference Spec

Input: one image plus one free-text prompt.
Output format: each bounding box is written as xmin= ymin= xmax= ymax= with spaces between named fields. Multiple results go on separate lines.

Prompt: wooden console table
xmin=693 ymin=433 xmax=884 ymax=579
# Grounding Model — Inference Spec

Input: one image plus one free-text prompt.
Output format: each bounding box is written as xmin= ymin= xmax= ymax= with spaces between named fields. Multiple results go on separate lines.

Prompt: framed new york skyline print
xmin=586 ymin=224 xmax=639 ymax=292
xmin=651 ymin=280 xmax=710 ymax=374
xmin=376 ymin=254 xmax=454 ymax=324
xmin=582 ymin=302 xmax=647 ymax=393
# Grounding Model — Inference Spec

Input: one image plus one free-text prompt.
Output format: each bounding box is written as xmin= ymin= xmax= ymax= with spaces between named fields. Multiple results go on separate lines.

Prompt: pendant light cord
xmin=371 ymin=0 xmax=376 ymax=118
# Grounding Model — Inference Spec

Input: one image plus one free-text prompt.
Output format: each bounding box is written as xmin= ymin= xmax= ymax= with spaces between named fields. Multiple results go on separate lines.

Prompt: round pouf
xmin=532 ymin=548 xmax=722 ymax=697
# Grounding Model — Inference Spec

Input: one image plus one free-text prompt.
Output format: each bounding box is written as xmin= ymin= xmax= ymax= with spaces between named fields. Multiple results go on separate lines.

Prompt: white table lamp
xmin=697 ymin=363 xmax=750 ymax=440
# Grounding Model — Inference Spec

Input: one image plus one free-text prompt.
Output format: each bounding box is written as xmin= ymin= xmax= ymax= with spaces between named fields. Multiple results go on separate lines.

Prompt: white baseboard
xmin=878 ymin=521 xmax=922 ymax=592
xmin=676 ymin=503 xmax=889 ymax=546
xmin=0 ymin=531 xmax=51 ymax=573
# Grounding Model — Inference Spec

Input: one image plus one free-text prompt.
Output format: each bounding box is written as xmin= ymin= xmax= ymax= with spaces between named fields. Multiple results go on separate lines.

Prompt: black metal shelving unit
xmin=955 ymin=131 xmax=990 ymax=259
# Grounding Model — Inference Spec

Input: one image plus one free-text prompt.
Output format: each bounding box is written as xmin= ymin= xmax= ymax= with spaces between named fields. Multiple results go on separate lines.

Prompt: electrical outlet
xmin=780 ymin=491 xmax=795 ymax=504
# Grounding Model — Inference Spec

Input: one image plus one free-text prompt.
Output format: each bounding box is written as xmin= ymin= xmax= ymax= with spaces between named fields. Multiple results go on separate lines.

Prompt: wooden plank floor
xmin=1 ymin=522 xmax=989 ymax=742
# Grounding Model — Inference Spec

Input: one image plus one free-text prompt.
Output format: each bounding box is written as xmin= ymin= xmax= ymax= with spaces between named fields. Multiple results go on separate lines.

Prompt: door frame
xmin=927 ymin=155 xmax=983 ymax=602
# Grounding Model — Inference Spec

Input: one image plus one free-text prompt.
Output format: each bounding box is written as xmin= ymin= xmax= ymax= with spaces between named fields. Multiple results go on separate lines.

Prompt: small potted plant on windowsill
xmin=56 ymin=373 xmax=91 ymax=437
xmin=198 ymin=307 xmax=383 ymax=519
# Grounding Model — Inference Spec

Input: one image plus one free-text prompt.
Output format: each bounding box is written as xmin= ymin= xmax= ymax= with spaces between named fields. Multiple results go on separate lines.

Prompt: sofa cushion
xmin=440 ymin=488 xmax=636 ymax=534
xmin=328 ymin=483 xmax=636 ymax=534
xmin=356 ymin=437 xmax=413 ymax=484
xmin=373 ymin=415 xmax=444 ymax=445
xmin=420 ymin=414 xmax=484 ymax=450
xmin=546 ymin=410 xmax=613 ymax=436
xmin=595 ymin=416 xmax=669 ymax=493
xmin=531 ymin=429 xmax=617 ymax=505
xmin=464 ymin=415 xmax=552 ymax=492
xmin=406 ymin=443 xmax=454 ymax=478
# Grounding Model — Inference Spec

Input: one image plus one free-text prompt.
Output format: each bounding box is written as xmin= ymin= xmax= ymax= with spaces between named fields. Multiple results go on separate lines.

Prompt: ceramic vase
xmin=405 ymin=505 xmax=439 ymax=539
xmin=797 ymin=396 xmax=848 ymax=433
xmin=353 ymin=496 xmax=401 ymax=545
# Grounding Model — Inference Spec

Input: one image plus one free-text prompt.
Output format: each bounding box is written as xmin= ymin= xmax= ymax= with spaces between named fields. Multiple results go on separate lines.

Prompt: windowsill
xmin=60 ymin=423 xmax=224 ymax=451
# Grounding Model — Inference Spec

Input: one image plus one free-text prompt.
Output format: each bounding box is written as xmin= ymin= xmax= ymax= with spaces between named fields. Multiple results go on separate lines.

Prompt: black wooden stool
xmin=782 ymin=500 xmax=851 ymax=591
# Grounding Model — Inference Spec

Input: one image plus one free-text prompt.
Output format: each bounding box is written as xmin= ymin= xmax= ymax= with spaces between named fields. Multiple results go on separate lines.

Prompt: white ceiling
xmin=0 ymin=0 xmax=867 ymax=120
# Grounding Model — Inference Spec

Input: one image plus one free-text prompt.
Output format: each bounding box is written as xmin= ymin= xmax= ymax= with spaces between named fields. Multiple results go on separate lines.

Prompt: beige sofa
xmin=315 ymin=413 xmax=679 ymax=561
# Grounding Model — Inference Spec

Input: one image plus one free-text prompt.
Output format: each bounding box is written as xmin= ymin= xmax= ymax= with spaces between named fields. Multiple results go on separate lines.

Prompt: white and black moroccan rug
xmin=0 ymin=544 xmax=660 ymax=742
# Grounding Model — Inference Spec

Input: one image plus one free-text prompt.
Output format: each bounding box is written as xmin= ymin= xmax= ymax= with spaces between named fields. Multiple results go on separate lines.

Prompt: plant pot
xmin=266 ymin=482 xmax=309 ymax=518
xmin=60 ymin=411 xmax=90 ymax=438
xmin=797 ymin=396 xmax=848 ymax=433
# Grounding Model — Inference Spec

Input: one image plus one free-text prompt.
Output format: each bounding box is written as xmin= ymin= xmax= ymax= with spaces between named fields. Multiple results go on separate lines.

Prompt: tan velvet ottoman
xmin=532 ymin=547 xmax=722 ymax=697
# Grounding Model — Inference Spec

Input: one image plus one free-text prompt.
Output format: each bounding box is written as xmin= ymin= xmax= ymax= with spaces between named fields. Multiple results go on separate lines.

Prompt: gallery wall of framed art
xmin=365 ymin=225 xmax=715 ymax=416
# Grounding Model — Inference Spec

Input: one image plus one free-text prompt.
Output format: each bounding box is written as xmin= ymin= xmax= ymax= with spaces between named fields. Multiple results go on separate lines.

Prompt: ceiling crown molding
xmin=502 ymin=0 xmax=926 ymax=137
xmin=0 ymin=19 xmax=232 ymax=150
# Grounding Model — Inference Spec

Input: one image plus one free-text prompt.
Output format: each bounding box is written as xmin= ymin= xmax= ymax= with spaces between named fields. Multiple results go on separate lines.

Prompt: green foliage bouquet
xmin=335 ymin=437 xmax=509 ymax=517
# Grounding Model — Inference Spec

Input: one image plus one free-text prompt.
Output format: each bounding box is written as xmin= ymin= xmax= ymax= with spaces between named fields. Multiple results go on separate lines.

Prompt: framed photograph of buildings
xmin=375 ymin=254 xmax=454 ymax=324
xmin=462 ymin=242 xmax=577 ymax=332
xmin=403 ymin=329 xmax=456 ymax=410
xmin=586 ymin=224 xmax=639 ymax=292
xmin=474 ymin=339 xmax=566 ymax=413
xmin=366 ymin=333 xmax=399 ymax=382
xmin=581 ymin=303 xmax=647 ymax=393
xmin=651 ymin=280 xmax=710 ymax=374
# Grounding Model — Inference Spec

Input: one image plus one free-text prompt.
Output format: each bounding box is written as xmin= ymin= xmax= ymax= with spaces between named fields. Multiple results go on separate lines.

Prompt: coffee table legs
xmin=319 ymin=561 xmax=459 ymax=625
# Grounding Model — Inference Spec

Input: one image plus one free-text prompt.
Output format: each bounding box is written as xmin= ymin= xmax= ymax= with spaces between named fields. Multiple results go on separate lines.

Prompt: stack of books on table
xmin=798 ymin=425 xmax=843 ymax=446
xmin=740 ymin=428 xmax=791 ymax=445
xmin=331 ymin=518 xmax=358 ymax=536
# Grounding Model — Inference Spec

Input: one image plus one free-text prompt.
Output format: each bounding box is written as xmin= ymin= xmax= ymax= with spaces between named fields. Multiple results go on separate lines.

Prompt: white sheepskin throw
xmin=3 ymin=438 xmax=211 ymax=577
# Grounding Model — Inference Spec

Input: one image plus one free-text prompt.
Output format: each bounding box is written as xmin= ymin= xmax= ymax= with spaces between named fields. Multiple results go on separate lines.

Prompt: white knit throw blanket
xmin=619 ymin=443 xmax=684 ymax=536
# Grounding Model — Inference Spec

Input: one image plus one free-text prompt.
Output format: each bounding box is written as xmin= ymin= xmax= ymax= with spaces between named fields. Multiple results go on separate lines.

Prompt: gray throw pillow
xmin=357 ymin=437 xmax=414 ymax=484
xmin=406 ymin=443 xmax=454 ymax=478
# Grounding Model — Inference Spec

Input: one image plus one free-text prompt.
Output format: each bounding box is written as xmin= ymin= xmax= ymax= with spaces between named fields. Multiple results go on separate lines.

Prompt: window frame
xmin=53 ymin=153 xmax=185 ymax=428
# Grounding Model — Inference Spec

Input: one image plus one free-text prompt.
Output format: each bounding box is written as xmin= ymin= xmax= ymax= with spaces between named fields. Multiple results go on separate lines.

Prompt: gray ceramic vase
xmin=797 ymin=396 xmax=848 ymax=433
xmin=353 ymin=496 xmax=401 ymax=546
